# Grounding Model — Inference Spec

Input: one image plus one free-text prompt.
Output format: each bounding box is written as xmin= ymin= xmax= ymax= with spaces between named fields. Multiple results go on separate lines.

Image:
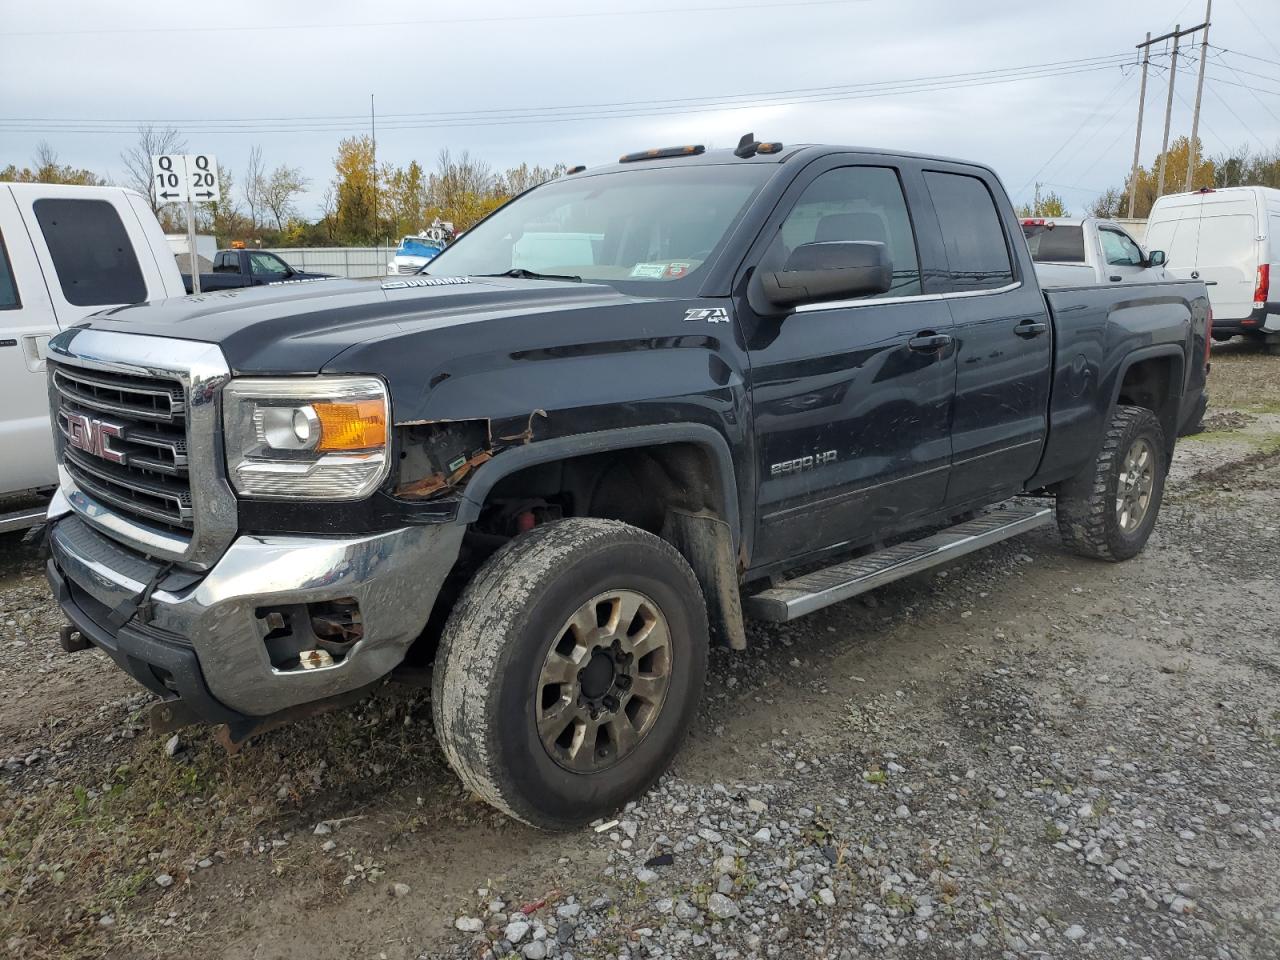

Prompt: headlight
xmin=223 ymin=377 xmax=390 ymax=500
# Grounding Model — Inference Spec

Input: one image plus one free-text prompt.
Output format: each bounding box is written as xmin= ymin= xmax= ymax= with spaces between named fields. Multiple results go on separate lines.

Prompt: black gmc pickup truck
xmin=180 ymin=248 xmax=333 ymax=294
xmin=44 ymin=139 xmax=1209 ymax=829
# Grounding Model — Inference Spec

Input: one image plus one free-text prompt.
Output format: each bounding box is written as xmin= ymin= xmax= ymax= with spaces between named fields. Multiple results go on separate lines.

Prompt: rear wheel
xmin=1056 ymin=405 xmax=1168 ymax=561
xmin=432 ymin=518 xmax=708 ymax=828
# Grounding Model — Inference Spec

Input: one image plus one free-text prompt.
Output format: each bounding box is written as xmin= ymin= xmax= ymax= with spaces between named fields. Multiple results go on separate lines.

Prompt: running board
xmin=0 ymin=505 xmax=47 ymax=535
xmin=744 ymin=502 xmax=1054 ymax=622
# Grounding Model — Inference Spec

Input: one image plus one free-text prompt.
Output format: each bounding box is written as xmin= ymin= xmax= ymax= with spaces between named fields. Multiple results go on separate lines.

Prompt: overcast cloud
xmin=2 ymin=0 xmax=1276 ymax=219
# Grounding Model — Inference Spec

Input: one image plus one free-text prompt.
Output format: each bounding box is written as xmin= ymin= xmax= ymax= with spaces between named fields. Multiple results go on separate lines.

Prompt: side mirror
xmin=758 ymin=241 xmax=893 ymax=309
xmin=1147 ymin=249 xmax=1167 ymax=267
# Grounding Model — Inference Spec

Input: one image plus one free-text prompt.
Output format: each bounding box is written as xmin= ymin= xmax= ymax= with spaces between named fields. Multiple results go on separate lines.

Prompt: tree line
xmin=1017 ymin=136 xmax=1280 ymax=220
xmin=2 ymin=126 xmax=565 ymax=248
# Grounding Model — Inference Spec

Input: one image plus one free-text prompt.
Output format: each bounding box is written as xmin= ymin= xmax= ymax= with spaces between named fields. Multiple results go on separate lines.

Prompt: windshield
xmin=398 ymin=238 xmax=442 ymax=258
xmin=1022 ymin=223 xmax=1085 ymax=263
xmin=424 ymin=164 xmax=774 ymax=291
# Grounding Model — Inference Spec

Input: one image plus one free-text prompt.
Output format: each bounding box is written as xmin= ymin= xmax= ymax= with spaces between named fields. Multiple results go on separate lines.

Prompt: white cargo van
xmin=0 ymin=183 xmax=187 ymax=531
xmin=1145 ymin=186 xmax=1280 ymax=349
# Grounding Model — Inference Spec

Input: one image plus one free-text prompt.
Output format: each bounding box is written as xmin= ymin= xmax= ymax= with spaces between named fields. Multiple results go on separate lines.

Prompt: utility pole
xmin=371 ymin=94 xmax=378 ymax=253
xmin=1156 ymin=25 xmax=1180 ymax=199
xmin=1185 ymin=0 xmax=1212 ymax=191
xmin=1128 ymin=32 xmax=1152 ymax=218
xmin=1135 ymin=19 xmax=1208 ymax=203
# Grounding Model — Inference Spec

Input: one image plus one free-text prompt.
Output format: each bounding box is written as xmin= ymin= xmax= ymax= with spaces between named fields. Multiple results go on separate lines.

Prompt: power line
xmin=6 ymin=0 xmax=872 ymax=37
xmin=1013 ymin=64 xmax=1138 ymax=201
xmin=1211 ymin=53 xmax=1280 ymax=122
xmin=0 ymin=60 xmax=1137 ymax=136
xmin=0 ymin=53 xmax=1135 ymax=128
xmin=1204 ymin=70 xmax=1280 ymax=97
xmin=1226 ymin=0 xmax=1280 ymax=61
xmin=1203 ymin=78 xmax=1272 ymax=149
xmin=1211 ymin=45 xmax=1280 ymax=70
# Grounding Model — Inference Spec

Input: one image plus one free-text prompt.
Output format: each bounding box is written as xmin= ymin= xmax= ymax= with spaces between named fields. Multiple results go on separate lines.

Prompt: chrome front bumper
xmin=47 ymin=492 xmax=464 ymax=718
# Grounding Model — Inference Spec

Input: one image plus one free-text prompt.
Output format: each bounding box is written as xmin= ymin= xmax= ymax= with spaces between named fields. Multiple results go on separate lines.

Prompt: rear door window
xmin=923 ymin=172 xmax=1015 ymax=291
xmin=32 ymin=198 xmax=147 ymax=306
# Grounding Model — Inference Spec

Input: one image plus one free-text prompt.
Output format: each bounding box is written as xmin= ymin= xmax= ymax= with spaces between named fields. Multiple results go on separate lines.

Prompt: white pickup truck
xmin=1021 ymin=217 xmax=1168 ymax=287
xmin=0 ymin=183 xmax=186 ymax=532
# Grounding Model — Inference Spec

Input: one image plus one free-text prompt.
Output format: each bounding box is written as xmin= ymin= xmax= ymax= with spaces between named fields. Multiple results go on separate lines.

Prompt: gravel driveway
xmin=2 ymin=341 xmax=1277 ymax=960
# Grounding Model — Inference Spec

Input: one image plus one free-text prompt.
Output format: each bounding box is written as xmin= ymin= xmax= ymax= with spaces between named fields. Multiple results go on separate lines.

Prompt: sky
xmin=2 ymin=0 xmax=1278 ymax=222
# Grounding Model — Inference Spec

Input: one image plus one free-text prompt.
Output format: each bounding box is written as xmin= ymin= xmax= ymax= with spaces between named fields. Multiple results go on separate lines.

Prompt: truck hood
xmin=74 ymin=275 xmax=641 ymax=374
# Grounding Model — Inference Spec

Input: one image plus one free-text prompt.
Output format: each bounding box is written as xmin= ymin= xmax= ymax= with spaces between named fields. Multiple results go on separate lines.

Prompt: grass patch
xmin=0 ymin=687 xmax=449 ymax=959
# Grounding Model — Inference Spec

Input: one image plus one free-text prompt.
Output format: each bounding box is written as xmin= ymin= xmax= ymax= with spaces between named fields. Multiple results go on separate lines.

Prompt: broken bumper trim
xmin=47 ymin=514 xmax=465 ymax=719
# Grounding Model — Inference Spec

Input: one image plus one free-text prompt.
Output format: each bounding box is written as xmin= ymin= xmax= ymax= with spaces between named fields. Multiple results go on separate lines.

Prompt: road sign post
xmin=150 ymin=154 xmax=221 ymax=294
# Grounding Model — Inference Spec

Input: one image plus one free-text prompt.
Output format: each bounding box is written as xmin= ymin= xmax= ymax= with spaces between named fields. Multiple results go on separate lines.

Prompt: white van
xmin=0 ymin=183 xmax=187 ymax=531
xmin=1145 ymin=186 xmax=1280 ymax=349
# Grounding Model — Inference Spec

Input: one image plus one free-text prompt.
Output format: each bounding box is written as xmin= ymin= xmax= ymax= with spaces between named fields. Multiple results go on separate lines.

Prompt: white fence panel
xmin=264 ymin=247 xmax=391 ymax=279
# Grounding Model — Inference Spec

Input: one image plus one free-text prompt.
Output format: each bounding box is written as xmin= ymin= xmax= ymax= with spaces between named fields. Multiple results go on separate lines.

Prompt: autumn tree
xmin=120 ymin=125 xmax=187 ymax=215
xmin=201 ymin=165 xmax=250 ymax=244
xmin=1087 ymin=187 xmax=1125 ymax=219
xmin=333 ymin=136 xmax=378 ymax=244
xmin=499 ymin=161 xmax=567 ymax=196
xmin=243 ymin=145 xmax=267 ymax=233
xmin=2 ymin=142 xmax=107 ymax=185
xmin=1016 ymin=186 xmax=1068 ymax=219
xmin=380 ymin=160 xmax=429 ymax=240
xmin=1209 ymin=142 xmax=1280 ymax=189
xmin=263 ymin=164 xmax=308 ymax=232
xmin=1116 ymin=136 xmax=1215 ymax=217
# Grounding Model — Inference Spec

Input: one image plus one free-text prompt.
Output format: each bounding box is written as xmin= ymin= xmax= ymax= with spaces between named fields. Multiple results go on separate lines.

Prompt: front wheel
xmin=1055 ymin=405 xmax=1168 ymax=561
xmin=432 ymin=518 xmax=708 ymax=828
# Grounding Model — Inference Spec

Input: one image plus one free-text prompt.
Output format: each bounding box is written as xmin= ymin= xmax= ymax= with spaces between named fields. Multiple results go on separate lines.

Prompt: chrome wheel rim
xmin=1116 ymin=437 xmax=1156 ymax=533
xmin=536 ymin=589 xmax=672 ymax=773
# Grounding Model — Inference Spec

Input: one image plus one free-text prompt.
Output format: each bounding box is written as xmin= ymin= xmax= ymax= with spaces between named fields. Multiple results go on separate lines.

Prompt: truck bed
xmin=1034 ymin=279 xmax=1210 ymax=488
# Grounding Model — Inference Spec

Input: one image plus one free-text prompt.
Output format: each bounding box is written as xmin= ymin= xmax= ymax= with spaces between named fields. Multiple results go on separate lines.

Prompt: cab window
xmin=763 ymin=166 xmax=922 ymax=299
xmin=1099 ymin=229 xmax=1144 ymax=266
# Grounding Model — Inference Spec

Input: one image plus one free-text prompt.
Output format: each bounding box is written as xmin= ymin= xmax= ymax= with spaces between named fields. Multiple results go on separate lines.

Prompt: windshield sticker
xmin=629 ymin=262 xmax=669 ymax=280
xmin=664 ymin=261 xmax=693 ymax=279
xmin=381 ymin=277 xmax=472 ymax=290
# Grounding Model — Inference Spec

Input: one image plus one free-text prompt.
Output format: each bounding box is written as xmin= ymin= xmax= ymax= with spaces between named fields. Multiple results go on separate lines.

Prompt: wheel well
xmin=475 ymin=442 xmax=727 ymax=538
xmin=1116 ymin=356 xmax=1180 ymax=441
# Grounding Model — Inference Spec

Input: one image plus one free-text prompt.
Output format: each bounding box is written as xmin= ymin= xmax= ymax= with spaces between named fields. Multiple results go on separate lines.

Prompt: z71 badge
xmin=684 ymin=307 xmax=730 ymax=323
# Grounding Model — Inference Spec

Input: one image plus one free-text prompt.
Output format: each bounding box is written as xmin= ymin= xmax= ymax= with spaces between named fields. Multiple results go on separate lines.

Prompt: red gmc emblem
xmin=64 ymin=412 xmax=127 ymax=464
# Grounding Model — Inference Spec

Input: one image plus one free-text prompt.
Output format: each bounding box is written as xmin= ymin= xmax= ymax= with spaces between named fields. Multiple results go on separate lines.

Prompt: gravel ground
xmin=1 ymin=341 xmax=1277 ymax=960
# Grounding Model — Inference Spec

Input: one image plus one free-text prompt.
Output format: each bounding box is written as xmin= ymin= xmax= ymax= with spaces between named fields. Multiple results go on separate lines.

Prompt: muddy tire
xmin=432 ymin=518 xmax=708 ymax=829
xmin=1056 ymin=405 xmax=1167 ymax=562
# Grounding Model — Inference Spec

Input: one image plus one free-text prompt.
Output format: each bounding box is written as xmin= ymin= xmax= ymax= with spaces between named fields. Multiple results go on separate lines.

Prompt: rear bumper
xmin=1223 ymin=301 xmax=1280 ymax=335
xmin=46 ymin=500 xmax=464 ymax=722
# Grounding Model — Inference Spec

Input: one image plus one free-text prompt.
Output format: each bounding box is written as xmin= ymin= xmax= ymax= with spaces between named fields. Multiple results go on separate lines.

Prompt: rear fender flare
xmin=1108 ymin=345 xmax=1185 ymax=445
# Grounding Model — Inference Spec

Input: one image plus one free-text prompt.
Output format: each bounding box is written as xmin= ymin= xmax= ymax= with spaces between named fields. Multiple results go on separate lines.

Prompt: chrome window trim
xmin=794 ymin=280 xmax=1023 ymax=313
xmin=47 ymin=328 xmax=236 ymax=570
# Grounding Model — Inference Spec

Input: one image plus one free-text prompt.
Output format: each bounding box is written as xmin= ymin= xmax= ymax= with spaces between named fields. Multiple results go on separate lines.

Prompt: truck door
xmin=741 ymin=160 xmax=956 ymax=568
xmin=0 ymin=187 xmax=60 ymax=491
xmin=921 ymin=168 xmax=1052 ymax=507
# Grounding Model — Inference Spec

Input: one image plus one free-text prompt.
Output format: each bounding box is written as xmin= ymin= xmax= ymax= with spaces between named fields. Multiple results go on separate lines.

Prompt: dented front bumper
xmin=46 ymin=493 xmax=464 ymax=722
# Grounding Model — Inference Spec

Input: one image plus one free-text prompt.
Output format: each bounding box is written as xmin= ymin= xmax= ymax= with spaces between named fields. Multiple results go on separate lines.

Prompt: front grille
xmin=397 ymin=263 xmax=420 ymax=275
xmin=51 ymin=361 xmax=194 ymax=537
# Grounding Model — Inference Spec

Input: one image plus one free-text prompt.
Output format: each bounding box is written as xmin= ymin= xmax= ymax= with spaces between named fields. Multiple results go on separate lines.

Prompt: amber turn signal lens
xmin=314 ymin=399 xmax=387 ymax=452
